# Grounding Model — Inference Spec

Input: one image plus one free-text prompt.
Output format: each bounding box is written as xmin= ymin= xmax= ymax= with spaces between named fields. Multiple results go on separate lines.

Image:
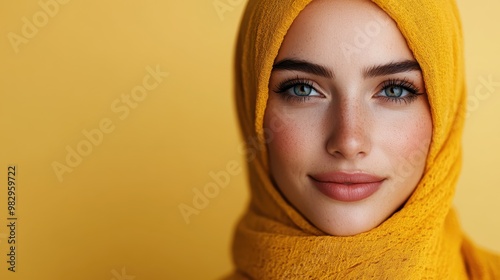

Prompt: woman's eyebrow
xmin=272 ymin=59 xmax=420 ymax=79
xmin=272 ymin=58 xmax=334 ymax=78
xmin=363 ymin=60 xmax=421 ymax=78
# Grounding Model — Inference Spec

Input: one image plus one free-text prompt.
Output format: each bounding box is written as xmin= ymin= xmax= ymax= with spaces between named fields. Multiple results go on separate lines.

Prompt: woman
xmin=228 ymin=0 xmax=500 ymax=278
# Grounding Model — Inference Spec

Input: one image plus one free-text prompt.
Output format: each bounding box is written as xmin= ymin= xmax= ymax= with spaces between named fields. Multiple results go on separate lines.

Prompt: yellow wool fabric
xmin=230 ymin=0 xmax=500 ymax=278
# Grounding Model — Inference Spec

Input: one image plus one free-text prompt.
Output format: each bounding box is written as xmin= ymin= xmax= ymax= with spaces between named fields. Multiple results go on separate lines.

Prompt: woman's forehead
xmin=273 ymin=0 xmax=418 ymax=82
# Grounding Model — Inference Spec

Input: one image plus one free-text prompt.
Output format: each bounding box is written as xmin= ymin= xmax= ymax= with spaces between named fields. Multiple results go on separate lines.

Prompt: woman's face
xmin=264 ymin=0 xmax=433 ymax=236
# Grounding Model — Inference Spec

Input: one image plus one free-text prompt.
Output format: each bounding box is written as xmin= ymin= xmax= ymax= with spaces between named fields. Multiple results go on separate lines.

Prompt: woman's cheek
xmin=401 ymin=105 xmax=432 ymax=162
xmin=379 ymin=105 xmax=432 ymax=180
xmin=268 ymin=118 xmax=303 ymax=164
xmin=266 ymin=107 xmax=318 ymax=174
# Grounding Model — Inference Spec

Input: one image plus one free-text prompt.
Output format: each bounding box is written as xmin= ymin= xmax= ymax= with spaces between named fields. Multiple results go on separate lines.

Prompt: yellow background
xmin=0 ymin=0 xmax=498 ymax=279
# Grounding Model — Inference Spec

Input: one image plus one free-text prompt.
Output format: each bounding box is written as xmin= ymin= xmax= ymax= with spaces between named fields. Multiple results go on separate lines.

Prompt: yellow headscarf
xmin=229 ymin=0 xmax=500 ymax=278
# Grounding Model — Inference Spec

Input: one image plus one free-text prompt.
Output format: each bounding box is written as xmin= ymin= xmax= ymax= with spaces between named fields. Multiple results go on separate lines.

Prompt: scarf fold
xmin=229 ymin=0 xmax=500 ymax=278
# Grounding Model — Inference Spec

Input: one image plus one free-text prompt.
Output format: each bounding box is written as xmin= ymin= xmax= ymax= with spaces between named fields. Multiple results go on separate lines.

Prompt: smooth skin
xmin=264 ymin=0 xmax=433 ymax=236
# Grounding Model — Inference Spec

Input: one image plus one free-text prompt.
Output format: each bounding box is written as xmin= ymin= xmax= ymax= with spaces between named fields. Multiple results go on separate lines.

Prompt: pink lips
xmin=309 ymin=172 xmax=385 ymax=202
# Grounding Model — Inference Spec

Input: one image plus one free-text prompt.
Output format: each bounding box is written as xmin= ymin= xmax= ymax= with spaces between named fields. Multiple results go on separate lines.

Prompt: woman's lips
xmin=309 ymin=172 xmax=385 ymax=202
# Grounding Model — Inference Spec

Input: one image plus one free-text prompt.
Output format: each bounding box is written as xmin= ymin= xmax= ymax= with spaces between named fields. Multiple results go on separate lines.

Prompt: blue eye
xmin=275 ymin=78 xmax=321 ymax=102
xmin=377 ymin=79 xmax=422 ymax=104
xmin=293 ymin=84 xmax=314 ymax=96
xmin=383 ymin=85 xmax=406 ymax=97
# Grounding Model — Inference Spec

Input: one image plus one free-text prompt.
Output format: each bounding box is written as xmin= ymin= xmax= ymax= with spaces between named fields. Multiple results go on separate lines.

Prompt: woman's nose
xmin=326 ymin=101 xmax=372 ymax=160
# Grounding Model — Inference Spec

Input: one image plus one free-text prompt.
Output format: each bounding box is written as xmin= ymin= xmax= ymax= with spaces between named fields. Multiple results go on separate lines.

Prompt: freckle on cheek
xmin=273 ymin=123 xmax=309 ymax=168
xmin=273 ymin=127 xmax=296 ymax=154
xmin=404 ymin=120 xmax=432 ymax=162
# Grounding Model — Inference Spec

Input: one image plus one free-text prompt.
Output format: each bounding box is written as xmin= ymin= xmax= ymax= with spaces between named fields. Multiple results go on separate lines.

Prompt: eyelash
xmin=378 ymin=78 xmax=423 ymax=104
xmin=274 ymin=77 xmax=317 ymax=103
xmin=273 ymin=77 xmax=423 ymax=104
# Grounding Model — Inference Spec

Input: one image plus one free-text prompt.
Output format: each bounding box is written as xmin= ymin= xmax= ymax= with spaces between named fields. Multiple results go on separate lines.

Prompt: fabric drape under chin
xmin=228 ymin=0 xmax=500 ymax=278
